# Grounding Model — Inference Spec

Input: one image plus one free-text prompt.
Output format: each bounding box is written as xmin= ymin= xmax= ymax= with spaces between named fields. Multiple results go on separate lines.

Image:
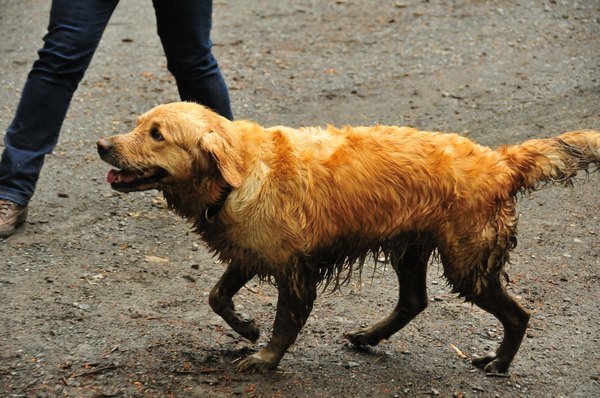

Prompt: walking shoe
xmin=0 ymin=199 xmax=28 ymax=238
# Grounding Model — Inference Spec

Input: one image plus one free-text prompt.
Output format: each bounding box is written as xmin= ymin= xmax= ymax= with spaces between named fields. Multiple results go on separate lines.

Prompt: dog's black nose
xmin=97 ymin=139 xmax=112 ymax=157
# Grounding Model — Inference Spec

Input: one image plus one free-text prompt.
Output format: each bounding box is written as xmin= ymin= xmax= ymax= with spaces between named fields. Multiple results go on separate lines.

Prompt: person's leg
xmin=0 ymin=0 xmax=119 ymax=207
xmin=152 ymin=0 xmax=233 ymax=120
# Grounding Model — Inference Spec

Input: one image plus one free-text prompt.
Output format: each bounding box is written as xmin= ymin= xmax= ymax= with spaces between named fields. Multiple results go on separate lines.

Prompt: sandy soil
xmin=0 ymin=1 xmax=598 ymax=397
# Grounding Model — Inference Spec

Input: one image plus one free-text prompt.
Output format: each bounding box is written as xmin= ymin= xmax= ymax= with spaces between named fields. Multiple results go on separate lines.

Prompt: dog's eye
xmin=150 ymin=127 xmax=164 ymax=141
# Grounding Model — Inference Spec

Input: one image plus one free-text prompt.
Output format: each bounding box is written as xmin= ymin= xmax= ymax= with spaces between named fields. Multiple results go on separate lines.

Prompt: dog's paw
xmin=234 ymin=318 xmax=260 ymax=342
xmin=235 ymin=351 xmax=279 ymax=373
xmin=483 ymin=358 xmax=511 ymax=374
xmin=472 ymin=353 xmax=510 ymax=374
xmin=343 ymin=329 xmax=382 ymax=347
xmin=471 ymin=352 xmax=496 ymax=369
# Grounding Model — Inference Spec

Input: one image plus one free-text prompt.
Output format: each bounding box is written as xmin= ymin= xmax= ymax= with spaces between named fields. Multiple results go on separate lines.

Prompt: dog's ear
xmin=201 ymin=131 xmax=244 ymax=188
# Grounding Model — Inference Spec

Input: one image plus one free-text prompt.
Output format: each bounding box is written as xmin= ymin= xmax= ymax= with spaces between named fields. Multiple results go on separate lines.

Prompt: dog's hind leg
xmin=236 ymin=269 xmax=318 ymax=373
xmin=470 ymin=277 xmax=530 ymax=373
xmin=344 ymin=245 xmax=433 ymax=347
xmin=209 ymin=262 xmax=259 ymax=341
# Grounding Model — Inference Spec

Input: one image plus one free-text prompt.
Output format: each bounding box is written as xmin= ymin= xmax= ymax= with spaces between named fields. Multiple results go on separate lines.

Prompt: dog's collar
xmin=204 ymin=185 xmax=233 ymax=223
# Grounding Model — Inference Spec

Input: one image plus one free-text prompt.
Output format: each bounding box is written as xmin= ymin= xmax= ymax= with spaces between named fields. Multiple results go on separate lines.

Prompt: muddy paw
xmin=236 ymin=352 xmax=278 ymax=373
xmin=483 ymin=358 xmax=510 ymax=374
xmin=343 ymin=329 xmax=381 ymax=347
xmin=234 ymin=318 xmax=260 ymax=342
xmin=472 ymin=353 xmax=509 ymax=373
xmin=472 ymin=352 xmax=496 ymax=369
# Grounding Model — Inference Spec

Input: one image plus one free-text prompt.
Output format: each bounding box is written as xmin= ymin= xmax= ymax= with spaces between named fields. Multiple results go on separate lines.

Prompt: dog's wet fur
xmin=98 ymin=102 xmax=599 ymax=373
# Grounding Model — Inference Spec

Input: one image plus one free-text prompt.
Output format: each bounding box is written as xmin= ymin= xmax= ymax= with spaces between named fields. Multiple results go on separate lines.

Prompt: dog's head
xmin=97 ymin=102 xmax=244 ymax=193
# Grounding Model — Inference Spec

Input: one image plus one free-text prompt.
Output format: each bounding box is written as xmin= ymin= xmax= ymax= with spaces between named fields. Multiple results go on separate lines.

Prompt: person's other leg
xmin=0 ymin=0 xmax=119 ymax=208
xmin=153 ymin=0 xmax=233 ymax=120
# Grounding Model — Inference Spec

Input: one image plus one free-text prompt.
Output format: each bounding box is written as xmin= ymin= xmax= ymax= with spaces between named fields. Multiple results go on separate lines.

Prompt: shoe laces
xmin=0 ymin=200 xmax=18 ymax=216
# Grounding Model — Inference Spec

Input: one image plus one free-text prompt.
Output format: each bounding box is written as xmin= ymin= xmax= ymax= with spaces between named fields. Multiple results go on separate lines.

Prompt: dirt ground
xmin=1 ymin=1 xmax=599 ymax=397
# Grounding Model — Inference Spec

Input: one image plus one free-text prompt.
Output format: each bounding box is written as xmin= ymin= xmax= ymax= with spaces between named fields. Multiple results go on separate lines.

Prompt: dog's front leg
xmin=236 ymin=271 xmax=318 ymax=373
xmin=209 ymin=262 xmax=259 ymax=341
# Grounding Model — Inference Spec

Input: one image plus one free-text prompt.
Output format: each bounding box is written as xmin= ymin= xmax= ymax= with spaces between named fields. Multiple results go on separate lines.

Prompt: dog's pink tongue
xmin=107 ymin=169 xmax=137 ymax=184
xmin=107 ymin=169 xmax=118 ymax=184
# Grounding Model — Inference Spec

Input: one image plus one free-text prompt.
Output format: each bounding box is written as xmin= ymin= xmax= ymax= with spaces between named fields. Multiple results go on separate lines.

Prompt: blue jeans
xmin=0 ymin=0 xmax=232 ymax=207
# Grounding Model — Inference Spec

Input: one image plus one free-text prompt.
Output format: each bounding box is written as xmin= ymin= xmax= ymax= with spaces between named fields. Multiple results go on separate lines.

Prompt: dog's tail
xmin=499 ymin=130 xmax=600 ymax=193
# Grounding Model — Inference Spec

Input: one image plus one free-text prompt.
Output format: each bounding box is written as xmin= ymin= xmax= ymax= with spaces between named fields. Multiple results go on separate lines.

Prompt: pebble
xmin=345 ymin=361 xmax=359 ymax=369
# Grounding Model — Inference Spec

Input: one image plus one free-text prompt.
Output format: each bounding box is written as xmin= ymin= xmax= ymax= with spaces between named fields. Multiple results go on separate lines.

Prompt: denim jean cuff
xmin=0 ymin=188 xmax=30 ymax=207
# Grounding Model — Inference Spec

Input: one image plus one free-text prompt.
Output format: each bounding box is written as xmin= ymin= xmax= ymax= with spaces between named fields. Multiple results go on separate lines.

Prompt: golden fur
xmin=98 ymin=101 xmax=599 ymax=373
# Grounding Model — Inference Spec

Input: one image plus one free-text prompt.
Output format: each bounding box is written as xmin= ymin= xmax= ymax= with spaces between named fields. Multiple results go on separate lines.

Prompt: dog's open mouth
xmin=107 ymin=167 xmax=168 ymax=191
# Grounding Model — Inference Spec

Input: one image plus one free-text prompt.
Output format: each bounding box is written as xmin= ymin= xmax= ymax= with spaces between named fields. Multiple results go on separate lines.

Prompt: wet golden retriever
xmin=97 ymin=102 xmax=599 ymax=373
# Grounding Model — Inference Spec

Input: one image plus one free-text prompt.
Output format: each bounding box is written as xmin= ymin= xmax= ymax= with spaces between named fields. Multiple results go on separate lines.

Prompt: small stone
xmin=345 ymin=361 xmax=359 ymax=369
